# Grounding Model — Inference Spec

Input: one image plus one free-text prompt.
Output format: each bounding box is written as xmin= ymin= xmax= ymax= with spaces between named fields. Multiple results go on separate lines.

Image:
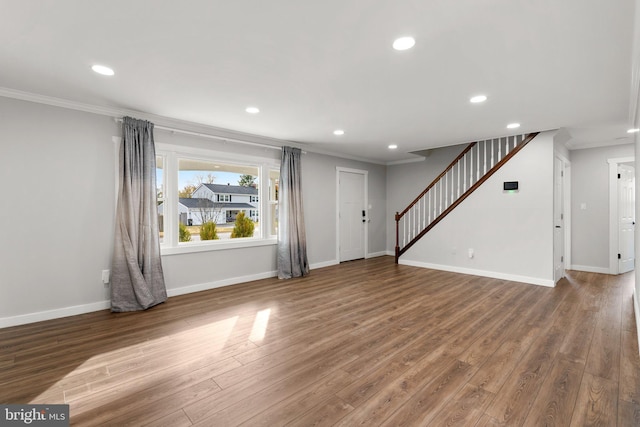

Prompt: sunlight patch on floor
xmin=249 ymin=309 xmax=271 ymax=342
xmin=35 ymin=315 xmax=242 ymax=406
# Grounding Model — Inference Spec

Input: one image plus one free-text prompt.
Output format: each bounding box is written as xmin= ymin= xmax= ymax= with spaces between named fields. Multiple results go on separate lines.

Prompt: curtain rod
xmin=114 ymin=117 xmax=290 ymax=152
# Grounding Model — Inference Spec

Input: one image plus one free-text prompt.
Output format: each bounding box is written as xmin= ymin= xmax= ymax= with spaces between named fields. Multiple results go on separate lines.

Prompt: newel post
xmin=394 ymin=212 xmax=400 ymax=263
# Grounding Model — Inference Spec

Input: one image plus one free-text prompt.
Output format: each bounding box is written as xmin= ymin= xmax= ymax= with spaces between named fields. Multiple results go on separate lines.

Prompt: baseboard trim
xmin=310 ymin=260 xmax=339 ymax=270
xmin=367 ymin=251 xmax=388 ymax=258
xmin=569 ymin=265 xmax=611 ymax=274
xmin=0 ymin=257 xmax=558 ymax=329
xmin=1 ymin=270 xmax=280 ymax=329
xmin=167 ymin=270 xmax=278 ymax=298
xmin=311 ymin=253 xmax=388 ymax=267
xmin=634 ymin=289 xmax=640 ymax=356
xmin=398 ymin=259 xmax=555 ymax=287
xmin=0 ymin=300 xmax=111 ymax=329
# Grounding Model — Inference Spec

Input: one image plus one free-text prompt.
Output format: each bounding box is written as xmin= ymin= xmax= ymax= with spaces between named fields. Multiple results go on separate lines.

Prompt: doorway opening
xmin=609 ymin=157 xmax=636 ymax=274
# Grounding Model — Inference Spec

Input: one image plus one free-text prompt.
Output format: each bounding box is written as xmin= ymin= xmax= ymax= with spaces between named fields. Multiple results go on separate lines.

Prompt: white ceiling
xmin=0 ymin=0 xmax=636 ymax=163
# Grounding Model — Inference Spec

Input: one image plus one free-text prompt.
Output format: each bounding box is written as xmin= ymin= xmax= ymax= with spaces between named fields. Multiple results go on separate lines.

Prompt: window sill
xmin=161 ymin=237 xmax=277 ymax=256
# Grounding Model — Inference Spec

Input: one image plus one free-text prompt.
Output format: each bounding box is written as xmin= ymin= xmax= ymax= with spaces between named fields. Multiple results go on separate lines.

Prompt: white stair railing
xmin=395 ymin=133 xmax=538 ymax=262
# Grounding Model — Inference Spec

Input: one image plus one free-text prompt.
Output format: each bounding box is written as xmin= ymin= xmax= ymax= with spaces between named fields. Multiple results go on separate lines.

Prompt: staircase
xmin=395 ymin=132 xmax=539 ymax=263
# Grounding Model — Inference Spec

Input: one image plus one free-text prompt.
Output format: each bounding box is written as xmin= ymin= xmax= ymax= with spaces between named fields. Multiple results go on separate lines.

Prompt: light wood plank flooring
xmin=1 ymin=256 xmax=639 ymax=426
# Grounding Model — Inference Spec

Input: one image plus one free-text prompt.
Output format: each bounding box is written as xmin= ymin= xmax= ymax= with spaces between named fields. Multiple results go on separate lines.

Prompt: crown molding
xmin=0 ymin=86 xmax=124 ymax=117
xmin=565 ymin=138 xmax=634 ymax=151
xmin=386 ymin=156 xmax=426 ymax=166
xmin=0 ymin=87 xmax=387 ymax=165
xmin=0 ymin=87 xmax=289 ymax=148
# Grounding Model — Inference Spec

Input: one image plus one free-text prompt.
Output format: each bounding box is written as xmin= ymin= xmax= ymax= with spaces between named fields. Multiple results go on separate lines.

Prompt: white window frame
xmin=268 ymin=168 xmax=280 ymax=238
xmin=156 ymin=153 xmax=166 ymax=244
xmin=156 ymin=143 xmax=279 ymax=255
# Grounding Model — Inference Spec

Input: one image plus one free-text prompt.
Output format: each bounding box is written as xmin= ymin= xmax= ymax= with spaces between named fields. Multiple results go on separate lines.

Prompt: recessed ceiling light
xmin=388 ymin=144 xmax=398 ymax=150
xmin=627 ymin=128 xmax=639 ymax=133
xmin=245 ymin=107 xmax=260 ymax=114
xmin=91 ymin=64 xmax=114 ymax=76
xmin=392 ymin=36 xmax=416 ymax=51
xmin=333 ymin=129 xmax=345 ymax=136
xmin=507 ymin=123 xmax=521 ymax=129
xmin=470 ymin=95 xmax=487 ymax=103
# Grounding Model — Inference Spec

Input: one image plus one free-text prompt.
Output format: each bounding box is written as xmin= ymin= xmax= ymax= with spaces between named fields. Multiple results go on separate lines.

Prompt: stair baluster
xmin=394 ymin=132 xmax=539 ymax=263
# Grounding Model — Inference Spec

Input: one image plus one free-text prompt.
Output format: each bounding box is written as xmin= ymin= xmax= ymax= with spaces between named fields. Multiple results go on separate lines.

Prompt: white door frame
xmin=336 ymin=167 xmax=368 ymax=262
xmin=555 ymin=154 xmax=572 ymax=273
xmin=554 ymin=155 xmax=568 ymax=282
xmin=609 ymin=156 xmax=635 ymax=274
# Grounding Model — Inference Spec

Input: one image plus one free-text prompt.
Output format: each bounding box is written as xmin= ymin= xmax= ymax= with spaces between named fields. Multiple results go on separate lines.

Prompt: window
xmin=269 ymin=169 xmax=279 ymax=236
xmin=156 ymin=155 xmax=165 ymax=243
xmin=155 ymin=145 xmax=279 ymax=254
xmin=179 ymin=159 xmax=259 ymax=241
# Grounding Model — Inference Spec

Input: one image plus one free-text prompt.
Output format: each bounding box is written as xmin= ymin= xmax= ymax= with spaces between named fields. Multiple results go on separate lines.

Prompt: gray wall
xmin=570 ymin=143 xmax=634 ymax=271
xmin=302 ymin=152 xmax=387 ymax=264
xmin=4 ymin=92 xmax=632 ymax=326
xmin=0 ymin=98 xmax=118 ymax=324
xmin=0 ymin=97 xmax=386 ymax=326
xmin=388 ymin=132 xmax=556 ymax=285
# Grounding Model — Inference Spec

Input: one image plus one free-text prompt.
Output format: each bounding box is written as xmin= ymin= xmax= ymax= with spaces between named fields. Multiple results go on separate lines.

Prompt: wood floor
xmin=1 ymin=256 xmax=640 ymax=426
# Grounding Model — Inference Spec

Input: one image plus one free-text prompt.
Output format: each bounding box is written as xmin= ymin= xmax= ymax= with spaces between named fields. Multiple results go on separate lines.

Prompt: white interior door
xmin=338 ymin=170 xmax=366 ymax=262
xmin=618 ymin=164 xmax=635 ymax=273
xmin=553 ymin=157 xmax=565 ymax=282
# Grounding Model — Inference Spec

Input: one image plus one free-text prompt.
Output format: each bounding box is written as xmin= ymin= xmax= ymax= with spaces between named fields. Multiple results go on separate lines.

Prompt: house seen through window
xmin=156 ymin=153 xmax=279 ymax=251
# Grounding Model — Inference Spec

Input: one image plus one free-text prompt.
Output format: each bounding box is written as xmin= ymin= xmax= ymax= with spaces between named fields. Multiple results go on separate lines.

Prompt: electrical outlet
xmin=101 ymin=269 xmax=110 ymax=284
xmin=468 ymin=248 xmax=474 ymax=259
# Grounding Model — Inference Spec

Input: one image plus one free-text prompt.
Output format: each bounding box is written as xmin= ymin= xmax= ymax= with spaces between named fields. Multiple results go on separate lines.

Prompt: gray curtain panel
xmin=277 ymin=146 xmax=310 ymax=279
xmin=111 ymin=117 xmax=167 ymax=311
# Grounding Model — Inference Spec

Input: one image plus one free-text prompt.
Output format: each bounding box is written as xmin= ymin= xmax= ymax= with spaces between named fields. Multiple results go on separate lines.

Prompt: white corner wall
xmin=397 ymin=131 xmax=556 ymax=286
xmin=0 ymin=96 xmax=387 ymax=328
xmin=633 ymin=0 xmax=640 ymax=355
